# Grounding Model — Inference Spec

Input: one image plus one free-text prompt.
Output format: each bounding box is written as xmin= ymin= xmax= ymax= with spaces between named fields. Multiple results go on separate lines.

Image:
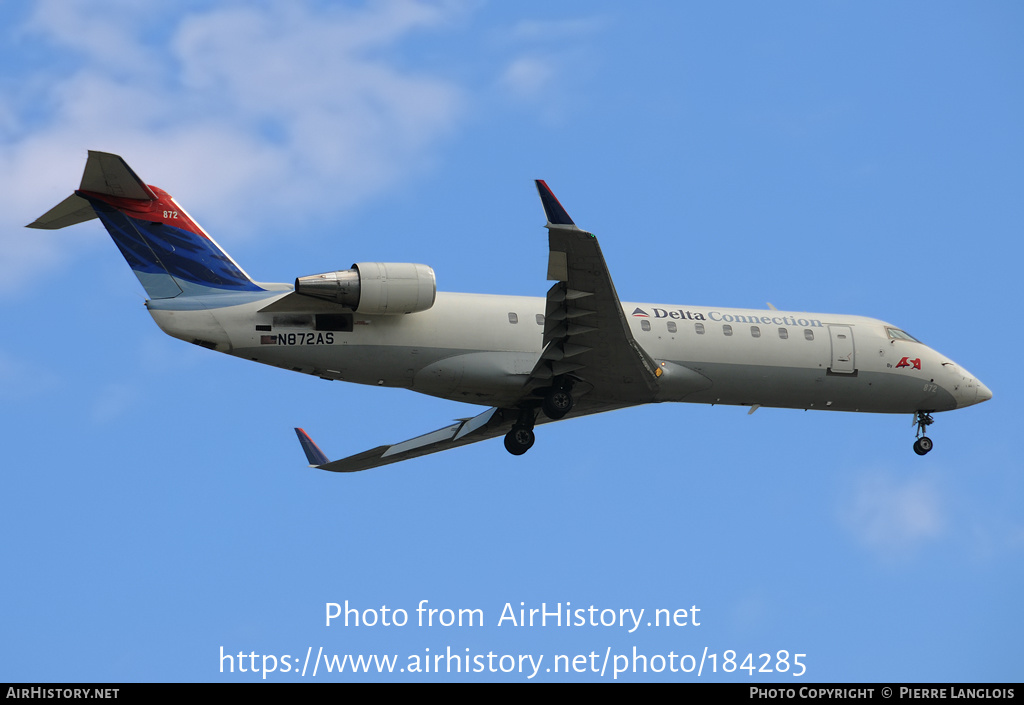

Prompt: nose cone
xmin=953 ymin=366 xmax=992 ymax=408
xmin=976 ymin=380 xmax=993 ymax=404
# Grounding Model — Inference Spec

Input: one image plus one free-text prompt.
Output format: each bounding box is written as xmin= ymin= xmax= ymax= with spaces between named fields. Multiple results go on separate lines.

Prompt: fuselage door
xmin=829 ymin=325 xmax=856 ymax=374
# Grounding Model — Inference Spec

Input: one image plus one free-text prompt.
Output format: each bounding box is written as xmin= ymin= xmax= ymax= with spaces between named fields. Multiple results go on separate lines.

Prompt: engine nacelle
xmin=294 ymin=262 xmax=436 ymax=315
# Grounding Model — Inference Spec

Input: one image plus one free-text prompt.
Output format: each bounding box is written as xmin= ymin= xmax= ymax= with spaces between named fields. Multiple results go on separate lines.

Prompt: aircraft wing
xmin=294 ymin=181 xmax=662 ymax=473
xmin=294 ymin=400 xmax=630 ymax=473
xmin=527 ymin=180 xmax=662 ymax=404
xmin=295 ymin=407 xmax=511 ymax=473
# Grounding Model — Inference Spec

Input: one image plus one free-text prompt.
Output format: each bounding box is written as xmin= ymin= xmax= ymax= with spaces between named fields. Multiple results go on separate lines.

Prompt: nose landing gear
xmin=913 ymin=411 xmax=934 ymax=455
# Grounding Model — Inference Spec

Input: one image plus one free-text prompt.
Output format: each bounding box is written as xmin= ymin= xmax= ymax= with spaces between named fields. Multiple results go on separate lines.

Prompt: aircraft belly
xmin=229 ymin=343 xmax=533 ymax=403
xmin=231 ymin=343 xmax=446 ymax=387
xmin=677 ymin=362 xmax=957 ymax=413
xmin=411 ymin=351 xmax=536 ymax=404
xmin=652 ymin=361 xmax=713 ymax=401
xmin=201 ymin=289 xmax=542 ymax=400
xmin=148 ymin=307 xmax=232 ymax=351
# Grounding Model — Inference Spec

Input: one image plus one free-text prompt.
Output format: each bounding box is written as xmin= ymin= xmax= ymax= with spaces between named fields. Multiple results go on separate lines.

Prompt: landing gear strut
xmin=913 ymin=411 xmax=934 ymax=456
xmin=504 ymin=409 xmax=537 ymax=456
xmin=504 ymin=378 xmax=576 ymax=456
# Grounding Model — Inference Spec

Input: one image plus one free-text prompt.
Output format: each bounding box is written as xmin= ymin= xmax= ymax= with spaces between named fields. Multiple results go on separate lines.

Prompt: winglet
xmin=535 ymin=180 xmax=576 ymax=227
xmin=294 ymin=428 xmax=330 ymax=467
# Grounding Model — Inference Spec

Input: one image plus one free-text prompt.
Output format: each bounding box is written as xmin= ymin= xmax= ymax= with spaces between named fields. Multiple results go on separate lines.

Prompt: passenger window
xmin=695 ymin=322 xmax=705 ymax=335
xmin=536 ymin=314 xmax=544 ymax=325
xmin=751 ymin=326 xmax=761 ymax=338
xmin=723 ymin=325 xmax=733 ymax=336
xmin=778 ymin=328 xmax=788 ymax=339
xmin=804 ymin=329 xmax=814 ymax=341
xmin=667 ymin=321 xmax=677 ymax=333
xmin=641 ymin=320 xmax=651 ymax=331
xmin=508 ymin=312 xmax=518 ymax=324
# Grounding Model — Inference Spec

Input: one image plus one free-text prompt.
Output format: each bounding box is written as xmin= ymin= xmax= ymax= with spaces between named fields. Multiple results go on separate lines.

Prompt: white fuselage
xmin=146 ymin=290 xmax=990 ymax=416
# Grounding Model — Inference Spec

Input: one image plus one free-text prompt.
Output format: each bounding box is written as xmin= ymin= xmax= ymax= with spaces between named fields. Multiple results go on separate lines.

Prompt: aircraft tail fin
xmin=27 ymin=151 xmax=263 ymax=299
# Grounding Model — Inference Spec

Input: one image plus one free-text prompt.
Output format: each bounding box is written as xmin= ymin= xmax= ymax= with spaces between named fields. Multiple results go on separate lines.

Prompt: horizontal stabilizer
xmin=27 ymin=150 xmax=156 ymax=229
xmin=28 ymin=151 xmax=157 ymax=230
xmin=26 ymin=193 xmax=97 ymax=230
xmin=27 ymin=150 xmax=264 ymax=298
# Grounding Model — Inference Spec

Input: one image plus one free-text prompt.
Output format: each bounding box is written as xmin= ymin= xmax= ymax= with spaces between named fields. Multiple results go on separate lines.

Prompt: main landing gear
xmin=913 ymin=411 xmax=934 ymax=456
xmin=504 ymin=409 xmax=537 ymax=456
xmin=503 ymin=380 xmax=576 ymax=456
xmin=541 ymin=381 xmax=574 ymax=420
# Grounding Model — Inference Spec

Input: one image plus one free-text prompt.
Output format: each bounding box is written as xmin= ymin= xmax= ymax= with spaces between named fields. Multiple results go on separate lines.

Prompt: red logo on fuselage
xmin=896 ymin=357 xmax=922 ymax=370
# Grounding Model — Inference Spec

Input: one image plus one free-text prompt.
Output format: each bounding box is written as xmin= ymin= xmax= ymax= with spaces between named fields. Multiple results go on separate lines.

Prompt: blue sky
xmin=1 ymin=1 xmax=1020 ymax=683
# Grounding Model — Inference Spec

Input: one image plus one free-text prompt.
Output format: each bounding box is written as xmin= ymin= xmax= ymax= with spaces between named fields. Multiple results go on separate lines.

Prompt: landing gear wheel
xmin=913 ymin=436 xmax=933 ymax=456
xmin=913 ymin=411 xmax=935 ymax=456
xmin=542 ymin=388 xmax=574 ymax=420
xmin=504 ymin=425 xmax=535 ymax=456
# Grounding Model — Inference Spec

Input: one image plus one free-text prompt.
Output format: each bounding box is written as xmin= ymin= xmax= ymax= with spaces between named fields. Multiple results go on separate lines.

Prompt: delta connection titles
xmin=632 ymin=307 xmax=824 ymax=328
xmin=326 ymin=600 xmax=701 ymax=632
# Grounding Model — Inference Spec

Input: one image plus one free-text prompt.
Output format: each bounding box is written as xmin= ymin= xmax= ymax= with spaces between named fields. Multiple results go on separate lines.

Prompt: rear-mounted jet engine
xmin=295 ymin=262 xmax=436 ymax=315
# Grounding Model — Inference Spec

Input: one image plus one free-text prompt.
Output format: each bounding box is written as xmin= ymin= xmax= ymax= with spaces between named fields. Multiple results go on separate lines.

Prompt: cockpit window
xmin=887 ymin=327 xmax=921 ymax=343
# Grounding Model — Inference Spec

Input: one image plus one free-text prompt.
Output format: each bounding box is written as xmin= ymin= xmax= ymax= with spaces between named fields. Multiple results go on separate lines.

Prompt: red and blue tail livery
xmin=29 ymin=151 xmax=263 ymax=298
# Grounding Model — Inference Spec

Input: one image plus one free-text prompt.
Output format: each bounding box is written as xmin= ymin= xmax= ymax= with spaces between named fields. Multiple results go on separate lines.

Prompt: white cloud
xmin=1 ymin=2 xmax=609 ymax=293
xmin=23 ymin=0 xmax=158 ymax=77
xmin=499 ymin=56 xmax=555 ymax=100
xmin=491 ymin=14 xmax=605 ymax=118
xmin=0 ymin=1 xmax=471 ymax=292
xmin=839 ymin=472 xmax=945 ymax=557
xmin=505 ymin=16 xmax=608 ymax=44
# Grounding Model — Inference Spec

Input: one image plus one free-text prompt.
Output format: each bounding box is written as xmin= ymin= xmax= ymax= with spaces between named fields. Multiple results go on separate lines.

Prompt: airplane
xmin=28 ymin=151 xmax=992 ymax=472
